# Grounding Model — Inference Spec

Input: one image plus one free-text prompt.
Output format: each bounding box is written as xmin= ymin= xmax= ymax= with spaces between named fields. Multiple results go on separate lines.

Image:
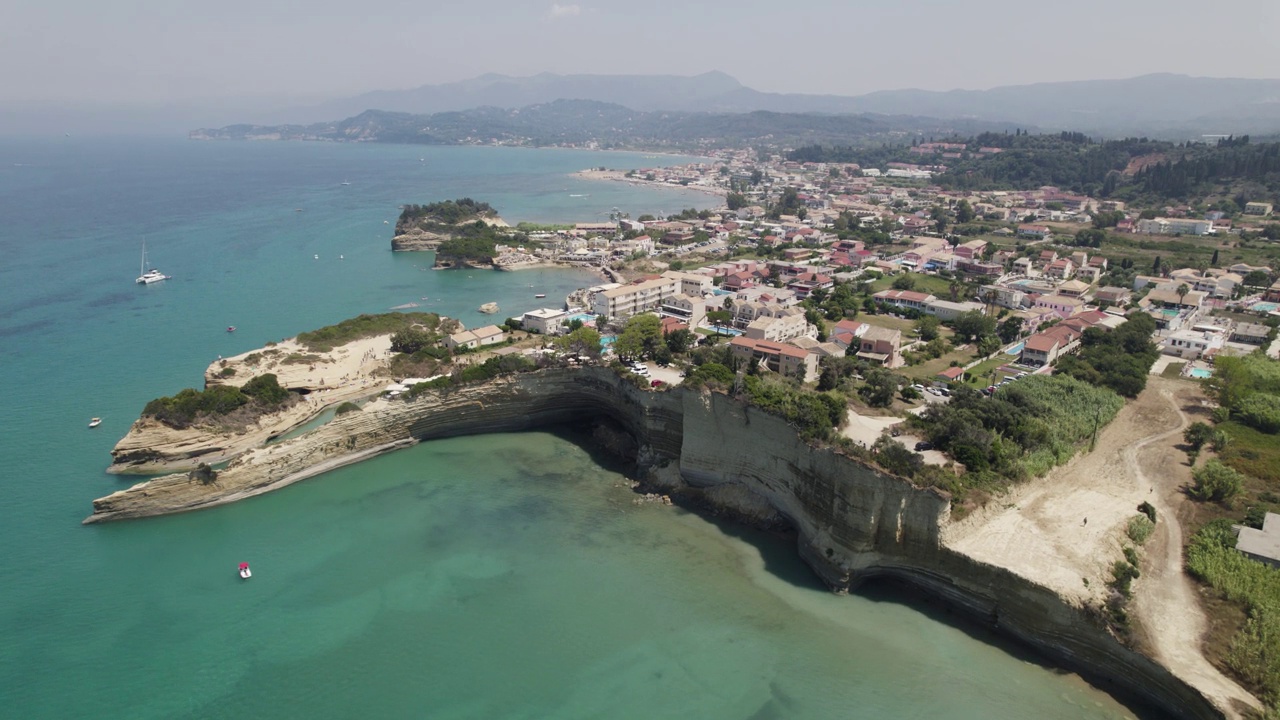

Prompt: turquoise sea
xmin=0 ymin=138 xmax=1144 ymax=718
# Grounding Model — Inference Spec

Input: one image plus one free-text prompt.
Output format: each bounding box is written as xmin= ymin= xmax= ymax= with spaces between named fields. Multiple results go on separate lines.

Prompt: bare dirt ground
xmin=945 ymin=376 xmax=1260 ymax=716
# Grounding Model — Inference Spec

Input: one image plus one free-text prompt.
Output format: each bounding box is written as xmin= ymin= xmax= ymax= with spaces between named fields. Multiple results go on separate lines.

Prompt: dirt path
xmin=1127 ymin=381 xmax=1260 ymax=716
xmin=946 ymin=377 xmax=1259 ymax=716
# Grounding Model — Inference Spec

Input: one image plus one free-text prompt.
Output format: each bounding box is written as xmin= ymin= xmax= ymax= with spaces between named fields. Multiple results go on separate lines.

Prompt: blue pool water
xmin=1006 ymin=342 xmax=1025 ymax=355
xmin=1189 ymin=368 xmax=1213 ymax=379
xmin=1250 ymin=302 xmax=1278 ymax=313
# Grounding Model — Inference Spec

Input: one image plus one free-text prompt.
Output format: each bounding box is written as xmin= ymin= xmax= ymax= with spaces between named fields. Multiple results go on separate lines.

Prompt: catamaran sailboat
xmin=135 ymin=241 xmax=171 ymax=284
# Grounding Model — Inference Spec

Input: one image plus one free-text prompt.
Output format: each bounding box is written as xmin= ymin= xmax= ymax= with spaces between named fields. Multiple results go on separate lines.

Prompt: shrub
xmin=391 ymin=328 xmax=436 ymax=354
xmin=1127 ymin=515 xmax=1155 ymax=544
xmin=1237 ymin=393 xmax=1280 ymax=434
xmin=335 ymin=402 xmax=361 ymax=415
xmin=1191 ymin=460 xmax=1245 ymax=503
xmin=1138 ymin=501 xmax=1158 ymax=523
xmin=143 ymin=385 xmax=248 ymax=428
xmin=241 ymin=374 xmax=290 ymax=406
xmin=1184 ymin=421 xmax=1215 ymax=450
xmin=1110 ymin=558 xmax=1140 ymax=597
xmin=686 ymin=362 xmax=735 ymax=387
xmin=218 ymin=367 xmax=236 ymax=378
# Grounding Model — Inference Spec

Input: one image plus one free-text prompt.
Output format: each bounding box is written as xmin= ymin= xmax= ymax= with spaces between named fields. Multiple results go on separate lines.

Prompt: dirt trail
xmin=946 ymin=377 xmax=1259 ymax=716
xmin=1127 ymin=382 xmax=1260 ymax=716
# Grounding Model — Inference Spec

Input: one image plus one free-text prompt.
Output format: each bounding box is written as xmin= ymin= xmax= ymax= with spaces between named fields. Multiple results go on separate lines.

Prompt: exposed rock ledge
xmin=87 ymin=367 xmax=1231 ymax=719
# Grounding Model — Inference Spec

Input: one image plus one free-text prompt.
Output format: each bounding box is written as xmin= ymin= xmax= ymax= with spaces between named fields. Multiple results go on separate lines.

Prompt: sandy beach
xmin=575 ymin=168 xmax=728 ymax=198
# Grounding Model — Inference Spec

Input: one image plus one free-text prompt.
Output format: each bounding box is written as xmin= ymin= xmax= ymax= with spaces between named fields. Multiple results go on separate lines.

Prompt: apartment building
xmin=591 ymin=276 xmax=680 ymax=320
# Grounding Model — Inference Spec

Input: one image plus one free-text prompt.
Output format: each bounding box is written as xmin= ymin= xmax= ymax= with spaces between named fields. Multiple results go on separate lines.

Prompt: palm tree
xmin=1176 ymin=283 xmax=1190 ymax=307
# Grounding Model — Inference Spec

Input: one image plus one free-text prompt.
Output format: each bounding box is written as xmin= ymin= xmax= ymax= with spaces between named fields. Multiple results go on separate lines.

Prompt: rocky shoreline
xmin=89 ymin=363 xmax=1237 ymax=719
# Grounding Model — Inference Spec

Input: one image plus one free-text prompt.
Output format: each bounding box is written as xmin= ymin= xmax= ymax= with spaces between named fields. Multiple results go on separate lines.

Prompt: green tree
xmin=1190 ymin=460 xmax=1244 ymax=503
xmin=665 ymin=328 xmax=695 ymax=354
xmin=390 ymin=327 xmax=434 ymax=354
xmin=997 ymin=316 xmax=1023 ymax=343
xmin=892 ymin=274 xmax=916 ymax=291
xmin=860 ymin=370 xmax=898 ymax=408
xmin=955 ymin=199 xmax=975 ymax=223
xmin=916 ymin=315 xmax=941 ymax=342
xmin=1183 ymin=421 xmax=1215 ymax=450
xmin=952 ymin=311 xmax=996 ymax=343
xmin=554 ymin=326 xmax=602 ymax=359
xmin=706 ymin=309 xmax=732 ymax=334
xmin=613 ymin=314 xmax=664 ymax=360
xmin=726 ymin=192 xmax=747 ymax=211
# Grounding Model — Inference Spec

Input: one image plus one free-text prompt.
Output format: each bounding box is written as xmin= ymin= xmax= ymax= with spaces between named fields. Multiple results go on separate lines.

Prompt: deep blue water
xmin=0 ymin=138 xmax=1140 ymax=719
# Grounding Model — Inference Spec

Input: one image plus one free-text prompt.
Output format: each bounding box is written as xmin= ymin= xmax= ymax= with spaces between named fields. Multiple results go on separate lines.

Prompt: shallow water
xmin=0 ymin=138 xmax=1142 ymax=718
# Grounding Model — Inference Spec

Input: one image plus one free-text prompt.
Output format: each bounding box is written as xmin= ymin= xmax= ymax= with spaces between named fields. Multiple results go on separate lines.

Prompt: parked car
xmin=914 ymin=441 xmax=933 ymax=451
xmin=650 ymin=380 xmax=665 ymax=388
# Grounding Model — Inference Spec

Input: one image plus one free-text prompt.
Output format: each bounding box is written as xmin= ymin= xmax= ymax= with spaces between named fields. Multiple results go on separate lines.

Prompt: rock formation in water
xmin=86 ymin=367 xmax=1230 ymax=719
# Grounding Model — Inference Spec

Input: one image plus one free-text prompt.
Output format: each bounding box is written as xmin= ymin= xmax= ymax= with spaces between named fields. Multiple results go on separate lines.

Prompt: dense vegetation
xmin=405 ymin=354 xmax=537 ymax=396
xmin=143 ymin=374 xmax=291 ymax=429
xmin=1210 ymin=353 xmax=1280 ymax=435
xmin=1055 ymin=315 xmax=1160 ymax=397
xmin=398 ymin=198 xmax=494 ymax=226
xmin=913 ymin=375 xmax=1123 ymax=485
xmin=1187 ymin=519 xmax=1280 ymax=709
xmin=297 ymin=312 xmax=441 ymax=352
xmin=790 ymin=133 xmax=1280 ymax=204
xmin=434 ymin=221 xmax=519 ymax=264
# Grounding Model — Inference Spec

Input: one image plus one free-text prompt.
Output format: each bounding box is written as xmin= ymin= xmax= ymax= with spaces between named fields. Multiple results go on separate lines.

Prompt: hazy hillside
xmin=193 ymin=99 xmax=1022 ymax=150
xmin=276 ymin=72 xmax=1280 ymax=138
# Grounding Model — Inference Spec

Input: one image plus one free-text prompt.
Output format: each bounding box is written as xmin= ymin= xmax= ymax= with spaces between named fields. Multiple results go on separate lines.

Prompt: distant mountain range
xmin=275 ymin=71 xmax=1280 ymax=138
xmin=193 ymin=100 xmax=1022 ymax=150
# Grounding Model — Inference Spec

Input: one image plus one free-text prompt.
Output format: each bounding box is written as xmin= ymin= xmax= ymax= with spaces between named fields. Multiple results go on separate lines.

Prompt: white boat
xmin=88 ymin=417 xmax=101 ymax=428
xmin=135 ymin=240 xmax=170 ymax=284
xmin=239 ymin=563 xmax=252 ymax=579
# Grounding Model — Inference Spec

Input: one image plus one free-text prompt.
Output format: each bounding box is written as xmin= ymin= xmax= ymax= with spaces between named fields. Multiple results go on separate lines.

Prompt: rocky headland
xmin=391 ymin=198 xmax=509 ymax=252
xmin=90 ymin=360 xmax=1238 ymax=719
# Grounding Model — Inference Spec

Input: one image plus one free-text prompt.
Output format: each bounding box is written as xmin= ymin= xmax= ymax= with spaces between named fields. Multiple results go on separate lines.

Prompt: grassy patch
xmin=867 ymin=272 xmax=961 ymax=297
xmin=1162 ymin=361 xmax=1188 ymax=379
xmin=1187 ymin=519 xmax=1280 ymax=709
xmin=962 ymin=354 xmax=1021 ymax=387
xmin=297 ymin=312 xmax=440 ymax=352
xmin=1218 ymin=420 xmax=1280 ymax=484
xmin=906 ymin=349 xmax=976 ymax=381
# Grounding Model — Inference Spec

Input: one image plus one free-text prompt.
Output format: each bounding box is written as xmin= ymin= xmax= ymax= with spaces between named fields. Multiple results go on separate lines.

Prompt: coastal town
xmin=481 ymin=149 xmax=1280 ymax=390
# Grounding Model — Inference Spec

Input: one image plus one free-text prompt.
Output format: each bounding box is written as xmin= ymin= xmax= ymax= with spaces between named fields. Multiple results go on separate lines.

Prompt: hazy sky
xmin=3 ymin=0 xmax=1278 ymax=108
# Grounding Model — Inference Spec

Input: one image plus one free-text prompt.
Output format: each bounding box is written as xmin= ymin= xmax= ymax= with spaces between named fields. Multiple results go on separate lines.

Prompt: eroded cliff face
xmin=85 ymin=367 xmax=1226 ymax=719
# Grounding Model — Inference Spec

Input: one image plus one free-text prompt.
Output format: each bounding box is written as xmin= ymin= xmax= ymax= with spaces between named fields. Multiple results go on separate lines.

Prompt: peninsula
xmin=91 ymin=313 xmax=1244 ymax=720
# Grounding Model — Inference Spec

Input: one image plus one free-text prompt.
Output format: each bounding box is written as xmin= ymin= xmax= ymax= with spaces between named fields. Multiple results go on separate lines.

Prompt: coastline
xmin=87 ymin=357 xmax=1251 ymax=718
xmin=574 ymin=168 xmax=729 ymax=198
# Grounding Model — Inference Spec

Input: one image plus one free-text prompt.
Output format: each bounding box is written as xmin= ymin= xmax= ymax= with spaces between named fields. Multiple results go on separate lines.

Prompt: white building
xmin=521 ymin=308 xmax=569 ymax=335
xmin=445 ymin=325 xmax=506 ymax=350
xmin=1136 ymin=217 xmax=1215 ymax=236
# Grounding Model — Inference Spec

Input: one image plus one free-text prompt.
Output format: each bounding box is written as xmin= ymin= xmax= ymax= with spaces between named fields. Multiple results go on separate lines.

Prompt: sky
xmin=2 ymin=0 xmax=1278 ymax=131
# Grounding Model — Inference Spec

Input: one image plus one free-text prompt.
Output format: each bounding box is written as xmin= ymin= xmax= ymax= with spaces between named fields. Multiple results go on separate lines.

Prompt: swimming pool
xmin=1251 ymin=302 xmax=1279 ymax=314
xmin=1189 ymin=367 xmax=1213 ymax=379
xmin=1161 ymin=309 xmax=1181 ymax=318
xmin=1005 ymin=342 xmax=1025 ymax=355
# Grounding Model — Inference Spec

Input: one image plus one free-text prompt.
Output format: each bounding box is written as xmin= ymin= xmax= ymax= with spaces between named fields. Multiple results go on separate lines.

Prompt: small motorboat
xmin=238 ymin=562 xmax=252 ymax=580
xmin=534 ymin=294 xmax=546 ymax=299
xmin=88 ymin=417 xmax=102 ymax=428
xmin=226 ymin=326 xmax=236 ymax=333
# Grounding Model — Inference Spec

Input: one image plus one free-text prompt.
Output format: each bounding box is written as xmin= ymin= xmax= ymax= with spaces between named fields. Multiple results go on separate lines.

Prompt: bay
xmin=0 ymin=138 xmax=1141 ymax=718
